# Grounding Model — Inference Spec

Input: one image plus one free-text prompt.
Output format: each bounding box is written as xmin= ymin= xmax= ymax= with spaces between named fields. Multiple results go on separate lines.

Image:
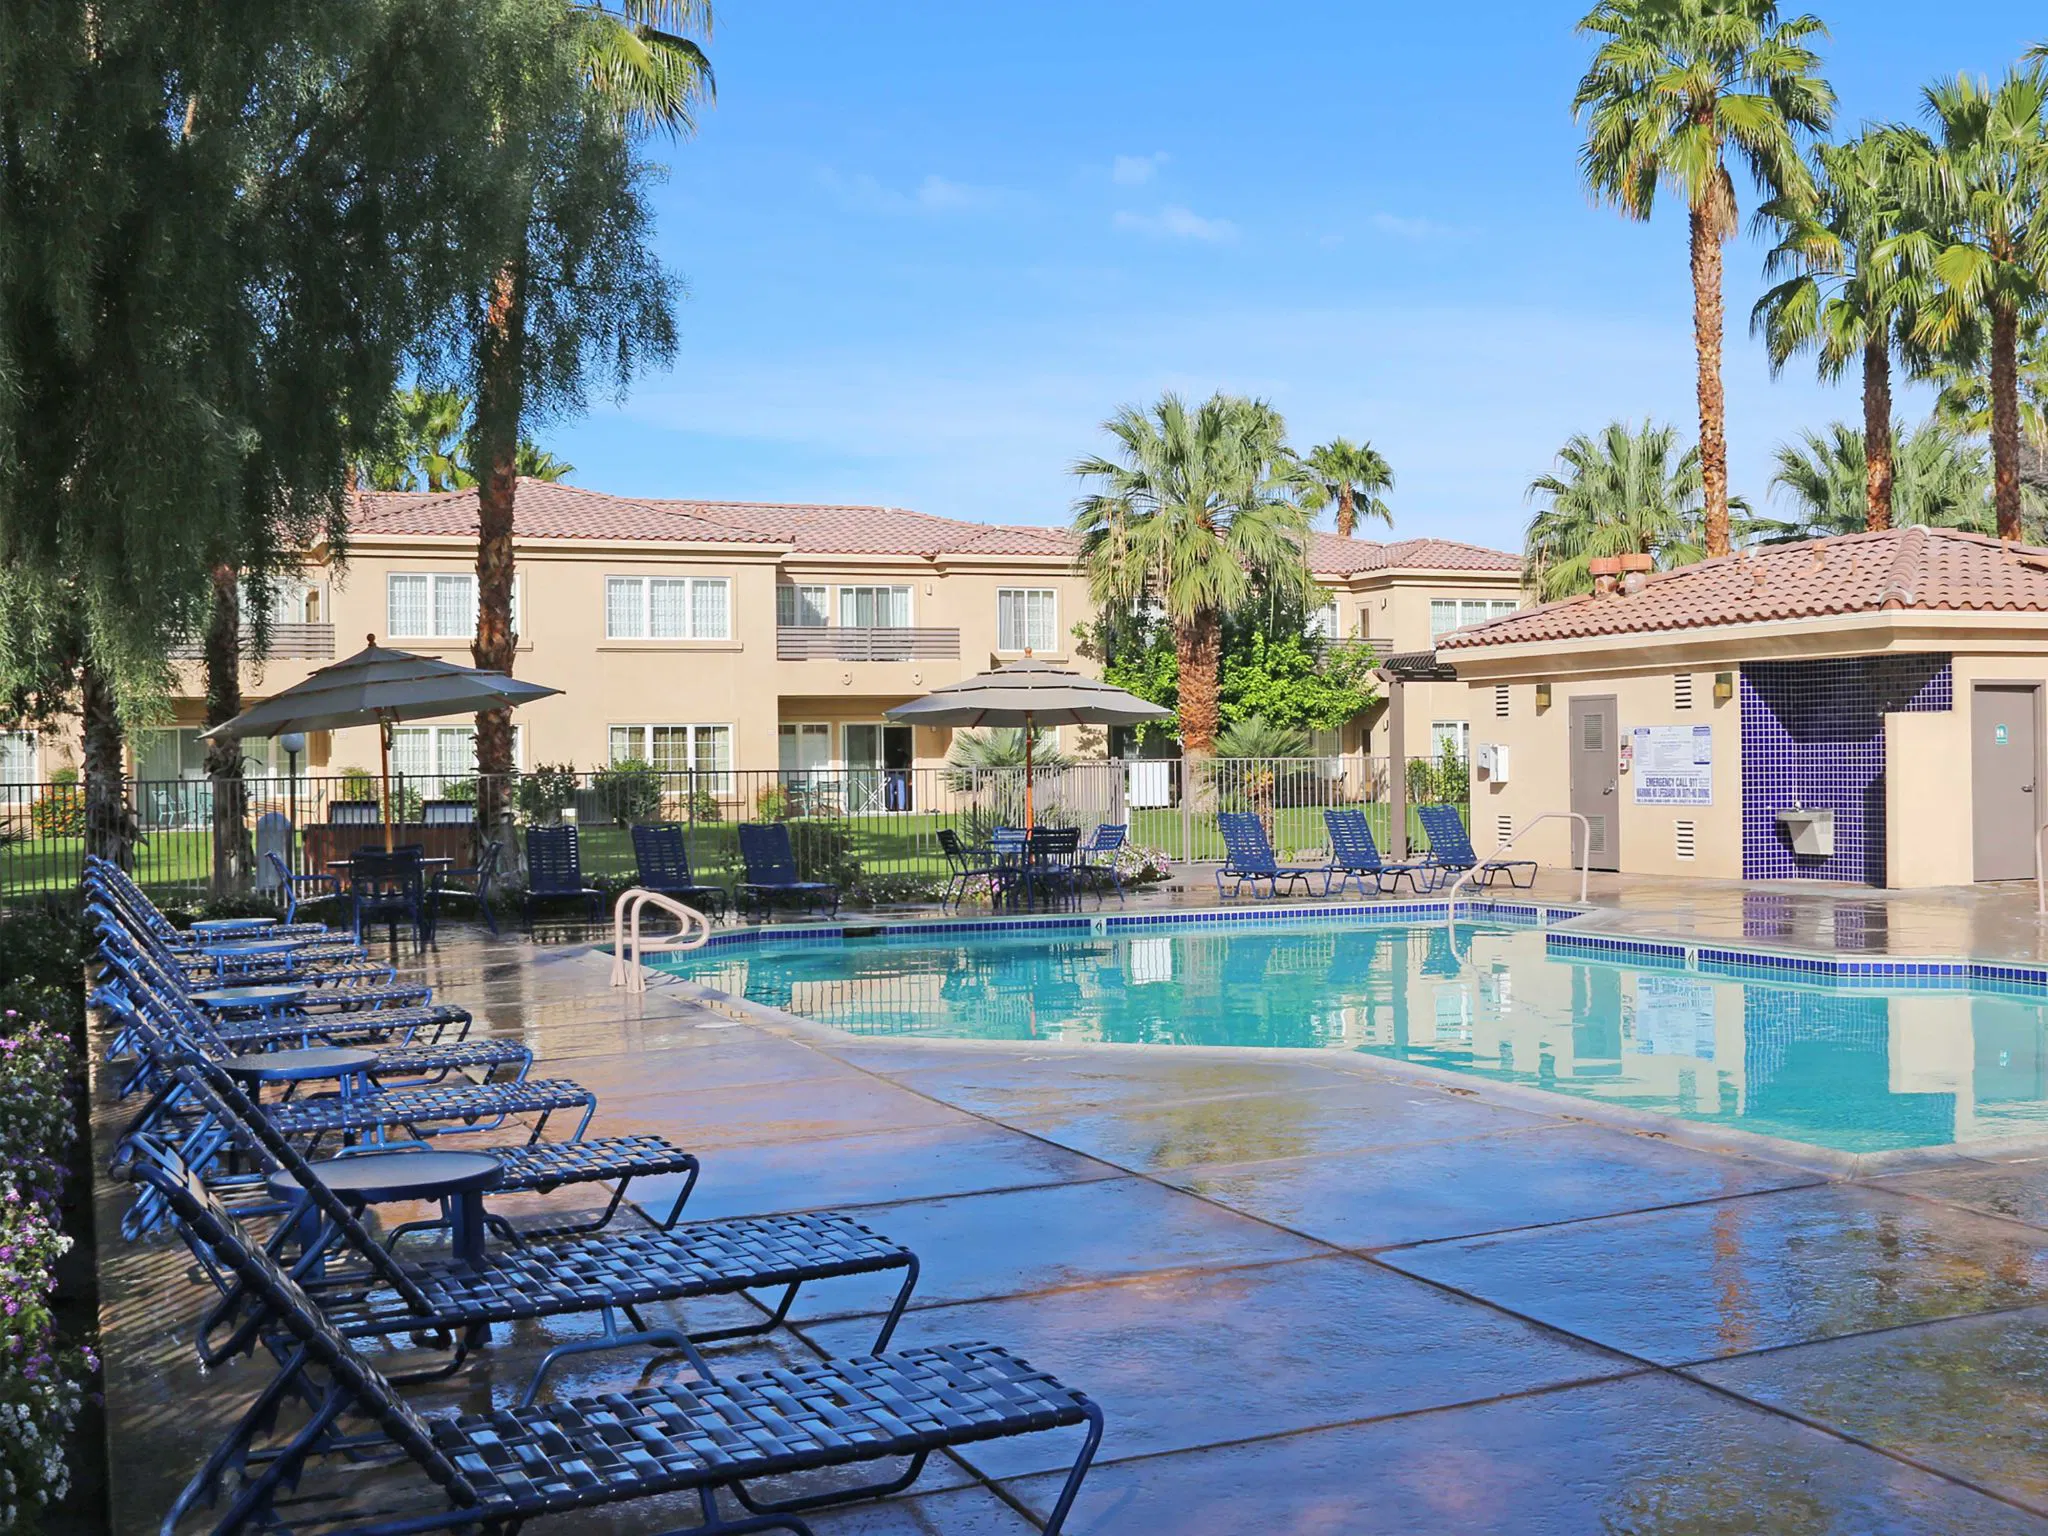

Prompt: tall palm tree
xmin=1295 ymin=437 xmax=1394 ymax=538
xmin=1764 ymin=418 xmax=1990 ymax=537
xmin=472 ymin=0 xmax=712 ymax=802
xmin=1574 ymin=0 xmax=1833 ymax=556
xmin=1523 ymin=420 xmax=1721 ymax=600
xmin=1071 ymin=393 xmax=1315 ymax=765
xmin=1753 ymin=130 xmax=1930 ymax=530
xmin=1886 ymin=67 xmax=2048 ymax=540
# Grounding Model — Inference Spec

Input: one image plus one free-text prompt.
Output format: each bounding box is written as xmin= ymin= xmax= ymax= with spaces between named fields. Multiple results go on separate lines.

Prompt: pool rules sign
xmin=1632 ymin=725 xmax=1713 ymax=805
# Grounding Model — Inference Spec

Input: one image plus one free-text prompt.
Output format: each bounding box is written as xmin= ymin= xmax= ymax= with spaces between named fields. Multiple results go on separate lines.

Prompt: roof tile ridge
xmin=1876 ymin=524 xmax=1925 ymax=611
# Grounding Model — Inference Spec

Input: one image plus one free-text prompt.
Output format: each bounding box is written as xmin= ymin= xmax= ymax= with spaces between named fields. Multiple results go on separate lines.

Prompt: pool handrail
xmin=610 ymin=887 xmax=714 ymax=992
xmin=1442 ymin=811 xmax=1590 ymax=906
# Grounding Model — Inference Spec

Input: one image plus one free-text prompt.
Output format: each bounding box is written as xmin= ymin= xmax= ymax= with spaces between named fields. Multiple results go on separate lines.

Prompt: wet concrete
xmin=92 ymin=924 xmax=2048 ymax=1534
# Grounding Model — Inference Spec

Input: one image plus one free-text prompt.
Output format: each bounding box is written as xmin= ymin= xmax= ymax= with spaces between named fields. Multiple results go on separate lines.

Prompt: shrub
xmin=591 ymin=760 xmax=663 ymax=825
xmin=515 ymin=764 xmax=578 ymax=825
xmin=753 ymin=785 xmax=792 ymax=822
xmin=29 ymin=771 xmax=83 ymax=841
xmin=438 ymin=777 xmax=478 ymax=803
xmin=785 ymin=818 xmax=862 ymax=887
xmin=334 ymin=766 xmax=378 ymax=802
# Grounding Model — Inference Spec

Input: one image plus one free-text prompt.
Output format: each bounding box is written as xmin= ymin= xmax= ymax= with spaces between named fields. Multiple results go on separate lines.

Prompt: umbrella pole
xmin=379 ymin=716 xmax=396 ymax=853
xmin=1024 ymin=712 xmax=1035 ymax=831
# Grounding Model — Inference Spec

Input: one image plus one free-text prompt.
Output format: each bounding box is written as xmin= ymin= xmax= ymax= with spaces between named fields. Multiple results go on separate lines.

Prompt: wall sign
xmin=1632 ymin=724 xmax=1713 ymax=805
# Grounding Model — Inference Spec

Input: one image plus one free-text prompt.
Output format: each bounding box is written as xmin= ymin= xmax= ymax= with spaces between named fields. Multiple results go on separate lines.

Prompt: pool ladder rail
xmin=609 ymin=888 xmax=714 ymax=992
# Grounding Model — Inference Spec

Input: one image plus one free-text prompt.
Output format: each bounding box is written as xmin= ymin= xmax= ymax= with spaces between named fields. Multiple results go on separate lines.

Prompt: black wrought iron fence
xmin=0 ymin=754 xmax=1466 ymax=907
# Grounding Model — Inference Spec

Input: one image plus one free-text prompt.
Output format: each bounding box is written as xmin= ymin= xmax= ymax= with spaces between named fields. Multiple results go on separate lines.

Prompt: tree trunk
xmin=1176 ymin=607 xmax=1223 ymax=762
xmin=472 ymin=258 xmax=526 ymax=854
xmin=1862 ymin=336 xmax=1894 ymax=533
xmin=1689 ymin=204 xmax=1731 ymax=557
xmin=204 ymin=561 xmax=253 ymax=897
xmin=1992 ymin=301 xmax=2023 ymax=541
xmin=1336 ymin=482 xmax=1355 ymax=539
xmin=80 ymin=655 xmax=132 ymax=869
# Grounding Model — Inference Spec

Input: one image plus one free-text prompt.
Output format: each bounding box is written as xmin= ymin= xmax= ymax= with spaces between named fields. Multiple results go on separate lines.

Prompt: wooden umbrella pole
xmin=379 ymin=715 xmax=396 ymax=852
xmin=1024 ymin=711 xmax=1035 ymax=831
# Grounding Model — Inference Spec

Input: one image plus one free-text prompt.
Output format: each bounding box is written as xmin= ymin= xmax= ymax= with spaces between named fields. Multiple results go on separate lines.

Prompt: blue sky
xmin=548 ymin=1 xmax=2047 ymax=553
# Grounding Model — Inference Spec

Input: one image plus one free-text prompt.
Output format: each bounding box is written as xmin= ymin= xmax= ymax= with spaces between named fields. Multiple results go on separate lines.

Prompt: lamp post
xmin=280 ymin=732 xmax=306 ymax=872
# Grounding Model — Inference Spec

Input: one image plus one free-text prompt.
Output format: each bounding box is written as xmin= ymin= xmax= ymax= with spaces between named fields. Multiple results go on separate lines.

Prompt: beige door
xmin=1973 ymin=684 xmax=2040 ymax=881
xmin=1569 ymin=695 xmax=1620 ymax=871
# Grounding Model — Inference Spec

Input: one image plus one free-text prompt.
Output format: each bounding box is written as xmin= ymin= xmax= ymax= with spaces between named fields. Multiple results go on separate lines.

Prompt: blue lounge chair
xmin=122 ymin=1137 xmax=1101 ymax=1536
xmin=630 ymin=822 xmax=731 ymax=919
xmin=523 ymin=824 xmax=603 ymax=930
xmin=1418 ymin=803 xmax=1538 ymax=890
xmin=1324 ymin=809 xmax=1439 ymax=896
xmin=1215 ymin=812 xmax=1329 ymax=900
xmin=737 ymin=821 xmax=841 ymax=917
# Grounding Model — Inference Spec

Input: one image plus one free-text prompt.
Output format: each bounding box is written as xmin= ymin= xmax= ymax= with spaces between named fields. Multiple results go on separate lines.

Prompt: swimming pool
xmin=650 ymin=918 xmax=2048 ymax=1154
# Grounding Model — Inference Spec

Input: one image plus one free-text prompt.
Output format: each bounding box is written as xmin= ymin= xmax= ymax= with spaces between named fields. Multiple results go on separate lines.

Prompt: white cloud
xmin=1370 ymin=211 xmax=1461 ymax=241
xmin=1113 ymin=204 xmax=1239 ymax=242
xmin=817 ymin=169 xmax=1020 ymax=216
xmin=1111 ymin=152 xmax=1169 ymax=186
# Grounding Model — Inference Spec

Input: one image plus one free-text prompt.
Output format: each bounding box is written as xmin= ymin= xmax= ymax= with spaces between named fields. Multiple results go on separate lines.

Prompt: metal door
xmin=1569 ymin=695 xmax=1620 ymax=871
xmin=1972 ymin=684 xmax=2039 ymax=881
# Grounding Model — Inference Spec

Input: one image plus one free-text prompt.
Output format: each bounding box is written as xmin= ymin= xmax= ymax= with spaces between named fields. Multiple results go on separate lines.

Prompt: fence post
xmin=1178 ymin=760 xmax=1193 ymax=864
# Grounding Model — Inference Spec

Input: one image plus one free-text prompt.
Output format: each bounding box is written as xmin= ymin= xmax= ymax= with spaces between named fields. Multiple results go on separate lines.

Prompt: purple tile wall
xmin=1739 ymin=657 xmax=1952 ymax=885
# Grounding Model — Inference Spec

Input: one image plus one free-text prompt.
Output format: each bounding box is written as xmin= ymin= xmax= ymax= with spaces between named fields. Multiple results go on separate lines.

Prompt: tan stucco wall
xmin=1886 ymin=711 xmax=1973 ymax=889
xmin=1459 ymin=669 xmax=1742 ymax=879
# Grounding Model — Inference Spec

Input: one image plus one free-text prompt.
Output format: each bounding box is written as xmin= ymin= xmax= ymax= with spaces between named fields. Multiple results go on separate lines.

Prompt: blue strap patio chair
xmin=737 ymin=821 xmax=841 ymax=918
xmin=434 ymin=839 xmax=502 ymax=935
xmin=1215 ymin=812 xmax=1330 ymax=900
xmin=348 ymin=848 xmax=429 ymax=945
xmin=1029 ymin=825 xmax=1085 ymax=911
xmin=1077 ymin=823 xmax=1128 ymax=905
xmin=630 ymin=822 xmax=731 ymax=919
xmin=261 ymin=848 xmax=344 ymax=926
xmin=523 ymin=824 xmax=603 ymax=931
xmin=936 ymin=828 xmax=1000 ymax=911
xmin=1324 ymin=809 xmax=1439 ymax=896
xmin=121 ymin=1133 xmax=1102 ymax=1536
xmin=1417 ymin=804 xmax=1538 ymax=890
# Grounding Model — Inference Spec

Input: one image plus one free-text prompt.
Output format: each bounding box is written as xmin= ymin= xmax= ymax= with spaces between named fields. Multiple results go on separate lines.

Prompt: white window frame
xmin=836 ymin=585 xmax=913 ymax=630
xmin=605 ymin=575 xmax=731 ymax=641
xmin=0 ymin=729 xmax=38 ymax=789
xmin=1430 ymin=597 xmax=1518 ymax=641
xmin=385 ymin=572 xmax=517 ymax=640
xmin=609 ymin=723 xmax=733 ymax=791
xmin=778 ymin=722 xmax=832 ymax=781
xmin=996 ymin=588 xmax=1059 ymax=653
xmin=1429 ymin=720 xmax=1471 ymax=762
xmin=390 ymin=723 xmax=520 ymax=785
xmin=775 ymin=584 xmax=829 ymax=628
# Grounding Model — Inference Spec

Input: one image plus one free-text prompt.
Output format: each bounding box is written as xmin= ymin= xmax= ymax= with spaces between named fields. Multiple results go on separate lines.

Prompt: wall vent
xmin=1497 ymin=814 xmax=1515 ymax=847
xmin=1675 ymin=819 xmax=1697 ymax=860
xmin=1494 ymin=685 xmax=1511 ymax=718
xmin=1674 ymin=673 xmax=1694 ymax=710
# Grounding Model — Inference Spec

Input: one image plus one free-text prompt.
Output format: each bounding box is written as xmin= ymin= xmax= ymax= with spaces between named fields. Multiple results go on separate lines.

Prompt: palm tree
xmin=1765 ymin=418 xmax=1990 ymax=538
xmin=471 ymin=1 xmax=712 ymax=802
xmin=1885 ymin=67 xmax=2048 ymax=540
xmin=515 ymin=442 xmax=574 ymax=482
xmin=1072 ymin=393 xmax=1315 ymax=765
xmin=1295 ymin=438 xmax=1394 ymax=538
xmin=1523 ymin=420 xmax=1726 ymax=600
xmin=1574 ymin=0 xmax=1833 ymax=557
xmin=1753 ymin=131 xmax=1930 ymax=530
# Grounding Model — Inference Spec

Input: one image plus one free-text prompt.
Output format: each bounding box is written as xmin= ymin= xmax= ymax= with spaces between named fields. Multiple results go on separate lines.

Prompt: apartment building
xmin=2 ymin=480 xmax=1525 ymax=789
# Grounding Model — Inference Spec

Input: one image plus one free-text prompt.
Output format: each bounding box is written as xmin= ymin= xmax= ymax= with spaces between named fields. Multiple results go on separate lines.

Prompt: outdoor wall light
xmin=1534 ymin=682 xmax=1552 ymax=711
xmin=1714 ymin=671 xmax=1735 ymax=703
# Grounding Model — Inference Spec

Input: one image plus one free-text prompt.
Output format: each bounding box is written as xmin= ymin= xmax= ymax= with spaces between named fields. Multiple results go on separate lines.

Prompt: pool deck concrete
xmin=92 ymin=881 xmax=2048 ymax=1534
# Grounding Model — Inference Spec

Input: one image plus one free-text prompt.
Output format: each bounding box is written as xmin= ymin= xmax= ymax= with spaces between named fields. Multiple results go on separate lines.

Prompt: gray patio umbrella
xmin=202 ymin=635 xmax=560 ymax=850
xmin=885 ymin=657 xmax=1172 ymax=828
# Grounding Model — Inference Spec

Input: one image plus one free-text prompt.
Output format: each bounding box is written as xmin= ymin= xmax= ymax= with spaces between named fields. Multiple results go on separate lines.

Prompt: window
xmin=390 ymin=724 xmax=520 ymax=785
xmin=779 ymin=722 xmax=831 ymax=779
xmin=605 ymin=576 xmax=730 ymax=640
xmin=996 ymin=588 xmax=1058 ymax=652
xmin=1307 ymin=601 xmax=1341 ymax=640
xmin=0 ymin=731 xmax=37 ymax=788
xmin=1430 ymin=720 xmax=1470 ymax=761
xmin=134 ymin=728 xmax=208 ymax=781
xmin=385 ymin=573 xmax=517 ymax=640
xmin=609 ymin=724 xmax=732 ymax=789
xmin=1429 ymin=597 xmax=1519 ymax=641
xmin=837 ymin=585 xmax=912 ymax=629
xmin=776 ymin=585 xmax=828 ymax=628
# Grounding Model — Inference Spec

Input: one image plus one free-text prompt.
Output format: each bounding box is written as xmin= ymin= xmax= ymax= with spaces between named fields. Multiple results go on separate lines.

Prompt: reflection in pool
xmin=652 ymin=922 xmax=2048 ymax=1153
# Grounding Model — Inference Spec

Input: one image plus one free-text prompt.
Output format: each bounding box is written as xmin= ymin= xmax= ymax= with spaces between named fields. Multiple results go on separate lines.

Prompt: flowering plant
xmin=0 ymin=1011 xmax=96 ymax=1533
xmin=1112 ymin=844 xmax=1173 ymax=885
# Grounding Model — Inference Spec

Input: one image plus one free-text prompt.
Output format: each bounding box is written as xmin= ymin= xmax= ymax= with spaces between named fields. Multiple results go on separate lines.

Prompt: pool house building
xmin=1437 ymin=527 xmax=2048 ymax=890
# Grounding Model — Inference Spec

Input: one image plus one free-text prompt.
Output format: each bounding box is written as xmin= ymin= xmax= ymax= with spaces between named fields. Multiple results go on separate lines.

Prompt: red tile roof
xmin=1439 ymin=526 xmax=2048 ymax=650
xmin=352 ymin=479 xmax=1522 ymax=574
xmin=1308 ymin=532 xmax=1521 ymax=575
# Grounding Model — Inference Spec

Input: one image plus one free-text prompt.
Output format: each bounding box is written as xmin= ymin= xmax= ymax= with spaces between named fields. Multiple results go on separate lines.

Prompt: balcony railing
xmin=168 ymin=623 xmax=337 ymax=662
xmin=776 ymin=625 xmax=960 ymax=661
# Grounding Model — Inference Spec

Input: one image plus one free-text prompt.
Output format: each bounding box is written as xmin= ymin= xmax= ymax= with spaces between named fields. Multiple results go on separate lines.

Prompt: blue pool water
xmin=651 ymin=920 xmax=2048 ymax=1154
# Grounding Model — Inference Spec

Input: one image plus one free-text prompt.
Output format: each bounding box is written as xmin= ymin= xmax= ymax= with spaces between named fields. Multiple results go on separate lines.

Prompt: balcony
xmin=168 ymin=623 xmax=337 ymax=662
xmin=777 ymin=625 xmax=960 ymax=662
